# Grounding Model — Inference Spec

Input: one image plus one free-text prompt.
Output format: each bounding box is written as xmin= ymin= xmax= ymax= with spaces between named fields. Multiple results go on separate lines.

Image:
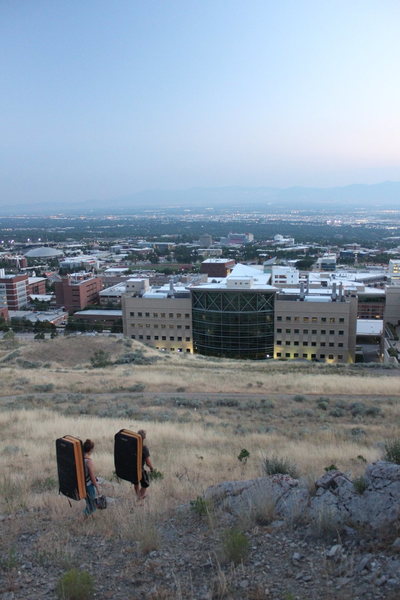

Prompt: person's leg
xmin=134 ymin=483 xmax=140 ymax=497
xmin=84 ymin=484 xmax=97 ymax=516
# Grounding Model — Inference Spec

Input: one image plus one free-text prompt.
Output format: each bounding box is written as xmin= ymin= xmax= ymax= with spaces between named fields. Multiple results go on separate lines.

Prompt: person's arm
xmin=145 ymin=456 xmax=154 ymax=472
xmin=87 ymin=458 xmax=100 ymax=493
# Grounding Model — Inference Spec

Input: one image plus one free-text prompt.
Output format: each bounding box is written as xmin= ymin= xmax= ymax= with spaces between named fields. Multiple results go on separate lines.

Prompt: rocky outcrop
xmin=204 ymin=461 xmax=400 ymax=531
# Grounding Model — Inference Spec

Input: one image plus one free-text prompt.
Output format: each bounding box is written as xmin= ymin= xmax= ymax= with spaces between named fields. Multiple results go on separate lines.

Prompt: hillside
xmin=1 ymin=335 xmax=400 ymax=599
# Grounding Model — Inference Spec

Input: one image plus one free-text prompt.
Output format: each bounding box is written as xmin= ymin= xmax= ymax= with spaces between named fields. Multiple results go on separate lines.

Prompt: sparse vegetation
xmin=384 ymin=439 xmax=400 ymax=464
xmin=220 ymin=528 xmax=249 ymax=564
xmin=353 ymin=475 xmax=368 ymax=495
xmin=56 ymin=569 xmax=94 ymax=600
xmin=263 ymin=455 xmax=298 ymax=478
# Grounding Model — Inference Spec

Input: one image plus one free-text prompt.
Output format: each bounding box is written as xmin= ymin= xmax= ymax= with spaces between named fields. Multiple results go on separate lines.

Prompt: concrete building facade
xmin=274 ymin=288 xmax=357 ymax=363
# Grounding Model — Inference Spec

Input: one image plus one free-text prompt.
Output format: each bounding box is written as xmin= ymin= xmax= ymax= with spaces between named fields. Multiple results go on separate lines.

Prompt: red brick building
xmin=55 ymin=274 xmax=103 ymax=312
xmin=0 ymin=273 xmax=29 ymax=310
xmin=27 ymin=277 xmax=47 ymax=296
xmin=200 ymin=259 xmax=236 ymax=278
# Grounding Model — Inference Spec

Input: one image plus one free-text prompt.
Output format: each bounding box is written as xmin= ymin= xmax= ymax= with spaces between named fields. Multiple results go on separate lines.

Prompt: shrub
xmin=324 ymin=464 xmax=338 ymax=472
xmin=329 ymin=407 xmax=345 ymax=418
xmin=90 ymin=350 xmax=110 ymax=368
xmin=293 ymin=395 xmax=305 ymax=402
xmin=127 ymin=383 xmax=146 ymax=393
xmin=221 ymin=528 xmax=249 ymax=564
xmin=56 ymin=569 xmax=94 ymax=600
xmin=237 ymin=448 xmax=250 ymax=464
xmin=190 ymin=496 xmax=211 ymax=517
xmin=263 ymin=455 xmax=298 ymax=478
xmin=384 ymin=439 xmax=400 ymax=464
xmin=353 ymin=476 xmax=368 ymax=495
xmin=34 ymin=383 xmax=54 ymax=392
xmin=148 ymin=469 xmax=164 ymax=481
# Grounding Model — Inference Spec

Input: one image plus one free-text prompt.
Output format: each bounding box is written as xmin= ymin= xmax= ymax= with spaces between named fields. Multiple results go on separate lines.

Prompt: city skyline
xmin=1 ymin=0 xmax=400 ymax=209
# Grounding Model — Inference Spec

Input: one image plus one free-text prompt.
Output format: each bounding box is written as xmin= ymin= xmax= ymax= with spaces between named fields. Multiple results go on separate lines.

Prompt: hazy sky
xmin=1 ymin=0 xmax=400 ymax=206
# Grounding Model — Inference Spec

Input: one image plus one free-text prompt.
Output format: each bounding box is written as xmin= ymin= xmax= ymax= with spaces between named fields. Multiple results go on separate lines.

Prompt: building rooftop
xmin=356 ymin=319 xmax=383 ymax=336
xmin=74 ymin=310 xmax=122 ymax=316
xmin=192 ymin=263 xmax=275 ymax=291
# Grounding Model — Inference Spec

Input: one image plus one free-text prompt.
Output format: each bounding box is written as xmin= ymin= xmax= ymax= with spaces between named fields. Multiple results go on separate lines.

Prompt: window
xmin=177 ymin=336 xmax=182 ymax=341
xmin=185 ymin=325 xmax=190 ymax=329
xmin=339 ymin=318 xmax=344 ymax=323
xmin=294 ymin=341 xmax=299 ymax=346
xmin=303 ymin=341 xmax=308 ymax=346
xmin=131 ymin=335 xmax=136 ymax=339
xmin=311 ymin=353 xmax=316 ymax=359
xmin=302 ymin=353 xmax=308 ymax=358
xmin=285 ymin=341 xmax=290 ymax=346
xmin=276 ymin=352 xmax=282 ymax=357
xmin=185 ymin=314 xmax=190 ymax=318
xmin=154 ymin=324 xmax=158 ymax=329
xmin=312 ymin=330 xmax=317 ymax=335
xmin=138 ymin=323 xmax=143 ymax=328
xmin=321 ymin=342 xmax=326 ymax=347
xmin=161 ymin=324 xmax=166 ymax=329
xmin=321 ymin=317 xmax=326 ymax=322
xmin=293 ymin=353 xmax=299 ymax=358
xmin=286 ymin=329 xmax=291 ymax=333
xmin=320 ymin=353 xmax=325 ymax=359
xmin=130 ymin=312 xmax=135 ymax=317
xmin=185 ymin=337 xmax=190 ymax=342
xmin=276 ymin=328 xmax=282 ymax=333
xmin=177 ymin=325 xmax=182 ymax=329
xmin=312 ymin=317 xmax=317 ymax=322
xmin=145 ymin=324 xmax=150 ymax=328
xmin=169 ymin=336 xmax=174 ymax=341
xmin=138 ymin=312 xmax=142 ymax=317
xmin=146 ymin=335 xmax=151 ymax=340
xmin=169 ymin=313 xmax=173 ymax=318
xmin=153 ymin=313 xmax=158 ymax=318
xmin=328 ymin=354 xmax=334 ymax=359
xmin=145 ymin=312 xmax=150 ymax=317
xmin=139 ymin=335 xmax=143 ymax=340
xmin=329 ymin=330 xmax=334 ymax=335
xmin=162 ymin=336 xmax=166 ymax=340
xmin=329 ymin=317 xmax=335 ymax=323
xmin=286 ymin=316 xmax=291 ymax=321
xmin=294 ymin=316 xmax=299 ymax=322
xmin=303 ymin=329 xmax=308 ymax=334
xmin=303 ymin=317 xmax=309 ymax=322
xmin=338 ymin=342 xmax=343 ymax=347
xmin=176 ymin=313 xmax=181 ymax=318
xmin=276 ymin=340 xmax=282 ymax=345
xmin=277 ymin=316 xmax=282 ymax=321
xmin=311 ymin=341 xmax=316 ymax=347
xmin=160 ymin=313 xmax=165 ymax=318
xmin=329 ymin=342 xmax=334 ymax=347
xmin=294 ymin=329 xmax=299 ymax=334
xmin=338 ymin=330 xmax=344 ymax=335
xmin=321 ymin=330 xmax=326 ymax=334
xmin=338 ymin=354 xmax=343 ymax=360
xmin=154 ymin=335 xmax=159 ymax=340
xmin=285 ymin=352 xmax=291 ymax=358
xmin=130 ymin=323 xmax=135 ymax=327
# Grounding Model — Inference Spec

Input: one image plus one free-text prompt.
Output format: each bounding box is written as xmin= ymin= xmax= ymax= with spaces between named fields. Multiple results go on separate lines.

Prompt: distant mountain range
xmin=1 ymin=181 xmax=400 ymax=215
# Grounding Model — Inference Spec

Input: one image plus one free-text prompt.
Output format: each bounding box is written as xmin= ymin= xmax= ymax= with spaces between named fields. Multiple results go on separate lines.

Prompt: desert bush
xmin=237 ymin=448 xmax=250 ymax=463
xmin=293 ymin=394 xmax=306 ymax=402
xmin=329 ymin=407 xmax=345 ymax=418
xmin=190 ymin=496 xmax=211 ymax=517
xmin=263 ymin=455 xmax=298 ymax=478
xmin=90 ymin=350 xmax=111 ymax=368
xmin=220 ymin=528 xmax=249 ymax=564
xmin=114 ymin=350 xmax=158 ymax=365
xmin=353 ymin=476 xmax=368 ymax=495
xmin=128 ymin=383 xmax=146 ymax=392
xmin=56 ymin=568 xmax=94 ymax=600
xmin=214 ymin=398 xmax=240 ymax=407
xmin=384 ymin=439 xmax=400 ymax=464
xmin=34 ymin=383 xmax=54 ymax=392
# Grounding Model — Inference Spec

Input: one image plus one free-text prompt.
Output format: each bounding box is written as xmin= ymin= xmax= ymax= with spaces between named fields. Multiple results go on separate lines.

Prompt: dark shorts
xmin=140 ymin=470 xmax=150 ymax=488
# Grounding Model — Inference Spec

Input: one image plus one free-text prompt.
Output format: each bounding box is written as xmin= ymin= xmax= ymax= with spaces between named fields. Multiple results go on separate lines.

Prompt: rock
xmin=292 ymin=552 xmax=301 ymax=561
xmin=392 ymin=538 xmax=400 ymax=552
xmin=356 ymin=554 xmax=373 ymax=573
xmin=326 ymin=544 xmax=343 ymax=560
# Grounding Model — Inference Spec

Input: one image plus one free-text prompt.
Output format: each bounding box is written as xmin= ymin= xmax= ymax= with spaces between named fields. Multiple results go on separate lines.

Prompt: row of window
xmin=276 ymin=316 xmax=345 ymax=323
xmin=276 ymin=328 xmax=345 ymax=335
xmin=129 ymin=311 xmax=190 ymax=318
xmin=276 ymin=341 xmax=344 ymax=348
xmin=276 ymin=352 xmax=343 ymax=360
xmin=131 ymin=323 xmax=190 ymax=330
xmin=131 ymin=334 xmax=191 ymax=342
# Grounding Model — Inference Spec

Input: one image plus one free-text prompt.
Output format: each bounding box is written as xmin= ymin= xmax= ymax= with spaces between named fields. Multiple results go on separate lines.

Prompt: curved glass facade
xmin=192 ymin=289 xmax=275 ymax=359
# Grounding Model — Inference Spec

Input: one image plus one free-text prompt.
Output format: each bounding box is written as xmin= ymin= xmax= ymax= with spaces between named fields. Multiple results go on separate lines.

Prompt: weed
xmin=190 ymin=496 xmax=211 ymax=517
xmin=312 ymin=507 xmax=343 ymax=540
xmin=31 ymin=476 xmax=57 ymax=493
xmin=237 ymin=448 xmax=250 ymax=464
xmin=127 ymin=383 xmax=146 ymax=392
xmin=149 ymin=469 xmax=164 ymax=481
xmin=324 ymin=464 xmax=338 ymax=472
xmin=56 ymin=569 xmax=94 ymax=600
xmin=263 ymin=455 xmax=298 ymax=478
xmin=353 ymin=476 xmax=368 ymax=495
xmin=384 ymin=439 xmax=400 ymax=464
xmin=220 ymin=528 xmax=249 ymax=564
xmin=90 ymin=350 xmax=111 ymax=368
xmin=293 ymin=394 xmax=305 ymax=402
xmin=34 ymin=383 xmax=54 ymax=392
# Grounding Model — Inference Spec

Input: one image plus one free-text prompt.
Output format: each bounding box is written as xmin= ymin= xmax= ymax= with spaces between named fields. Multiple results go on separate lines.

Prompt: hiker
xmin=83 ymin=439 xmax=100 ymax=516
xmin=134 ymin=429 xmax=154 ymax=500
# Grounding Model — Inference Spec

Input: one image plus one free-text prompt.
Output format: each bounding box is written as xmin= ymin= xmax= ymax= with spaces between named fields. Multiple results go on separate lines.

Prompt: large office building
xmin=191 ymin=264 xmax=276 ymax=359
xmin=274 ymin=284 xmax=357 ymax=363
xmin=0 ymin=271 xmax=29 ymax=310
xmin=55 ymin=273 xmax=103 ymax=312
xmin=122 ymin=279 xmax=193 ymax=353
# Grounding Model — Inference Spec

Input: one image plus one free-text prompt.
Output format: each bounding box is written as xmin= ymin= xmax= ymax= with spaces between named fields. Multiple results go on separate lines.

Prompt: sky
xmin=1 ymin=0 xmax=400 ymax=207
